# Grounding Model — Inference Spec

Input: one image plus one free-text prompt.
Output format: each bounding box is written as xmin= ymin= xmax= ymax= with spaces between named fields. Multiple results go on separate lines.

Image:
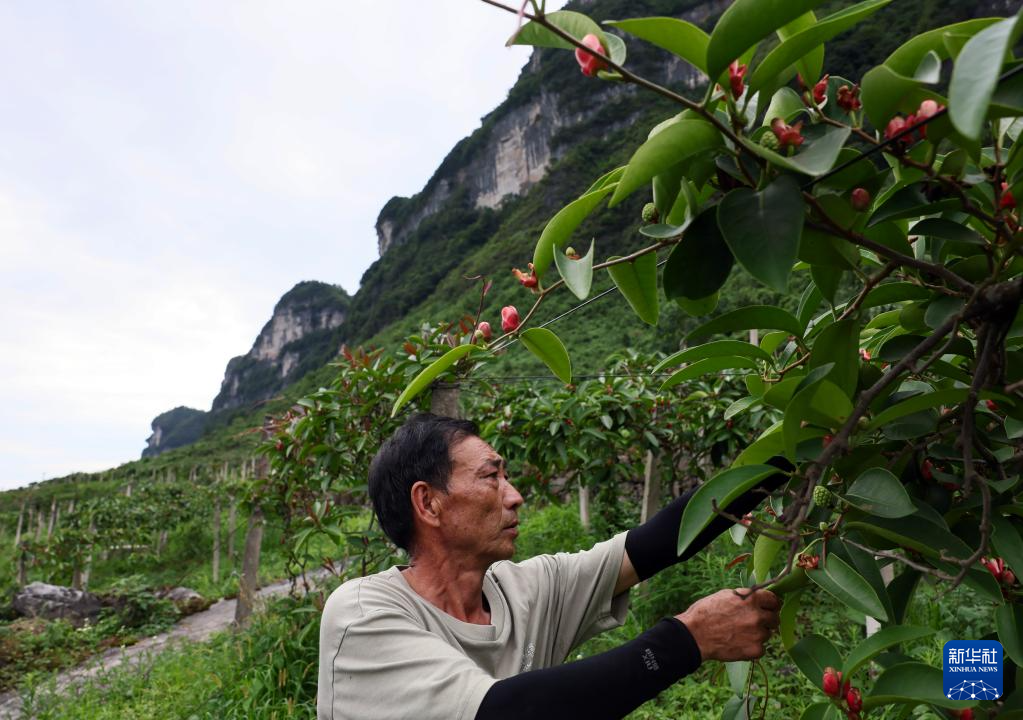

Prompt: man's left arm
xmin=614 ymin=458 xmax=792 ymax=595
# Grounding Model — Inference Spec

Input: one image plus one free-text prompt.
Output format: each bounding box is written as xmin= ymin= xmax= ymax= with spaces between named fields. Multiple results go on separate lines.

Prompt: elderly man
xmin=317 ymin=413 xmax=785 ymax=720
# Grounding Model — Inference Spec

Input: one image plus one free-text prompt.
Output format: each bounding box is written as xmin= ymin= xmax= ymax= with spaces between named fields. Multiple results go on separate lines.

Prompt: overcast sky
xmin=0 ymin=0 xmax=569 ymax=491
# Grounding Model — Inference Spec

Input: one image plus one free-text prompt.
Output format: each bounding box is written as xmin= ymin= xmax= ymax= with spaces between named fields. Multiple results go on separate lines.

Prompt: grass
xmin=9 ymin=499 xmax=1002 ymax=719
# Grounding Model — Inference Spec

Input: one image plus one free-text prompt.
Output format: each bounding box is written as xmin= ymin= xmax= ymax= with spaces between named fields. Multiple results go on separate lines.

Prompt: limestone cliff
xmin=210 ymin=281 xmax=350 ymax=413
xmin=142 ymin=407 xmax=208 ymax=458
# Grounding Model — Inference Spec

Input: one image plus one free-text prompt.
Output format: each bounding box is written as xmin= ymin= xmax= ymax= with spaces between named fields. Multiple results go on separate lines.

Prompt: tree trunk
xmin=640 ymin=450 xmax=662 ymax=524
xmin=13 ymin=500 xmax=25 ymax=547
xmin=430 ymin=383 xmax=461 ymax=418
xmin=212 ymin=498 xmax=221 ymax=584
xmin=578 ymin=480 xmax=591 ymax=533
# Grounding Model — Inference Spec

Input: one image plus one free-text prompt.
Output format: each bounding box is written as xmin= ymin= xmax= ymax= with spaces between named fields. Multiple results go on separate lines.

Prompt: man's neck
xmin=401 ymin=549 xmax=491 ymax=625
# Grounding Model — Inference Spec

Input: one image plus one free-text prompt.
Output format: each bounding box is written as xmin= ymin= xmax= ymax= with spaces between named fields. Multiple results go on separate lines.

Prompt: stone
xmin=12 ymin=582 xmax=103 ymax=626
xmin=161 ymin=586 xmax=209 ymax=615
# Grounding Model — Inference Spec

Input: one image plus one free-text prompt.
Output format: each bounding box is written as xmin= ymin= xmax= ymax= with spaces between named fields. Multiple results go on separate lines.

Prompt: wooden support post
xmin=13 ymin=500 xmax=25 ymax=547
xmin=235 ymin=418 xmax=271 ymax=628
xmin=125 ymin=483 xmax=132 ymax=498
xmin=78 ymin=516 xmax=97 ymax=591
xmin=227 ymin=497 xmax=238 ymax=564
xmin=212 ymin=496 xmax=221 ymax=584
xmin=578 ymin=480 xmax=591 ymax=533
xmin=430 ymin=382 xmax=461 ymax=418
xmin=640 ymin=450 xmax=662 ymax=524
xmin=35 ymin=506 xmax=44 ymax=540
xmin=16 ymin=550 xmax=27 ymax=587
xmin=46 ymin=497 xmax=57 ymax=540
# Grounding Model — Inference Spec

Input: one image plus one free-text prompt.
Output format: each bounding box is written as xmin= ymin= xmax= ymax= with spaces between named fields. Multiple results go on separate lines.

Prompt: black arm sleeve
xmin=625 ymin=456 xmax=793 ymax=580
xmin=474 ymin=618 xmax=701 ymax=720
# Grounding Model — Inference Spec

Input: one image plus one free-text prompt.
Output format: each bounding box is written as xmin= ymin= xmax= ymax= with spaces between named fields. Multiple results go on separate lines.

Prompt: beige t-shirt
xmin=317 ymin=531 xmax=630 ymax=720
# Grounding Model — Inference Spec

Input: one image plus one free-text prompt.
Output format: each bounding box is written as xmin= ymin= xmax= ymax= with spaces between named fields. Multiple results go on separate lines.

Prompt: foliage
xmin=384 ymin=0 xmax=1023 ymax=716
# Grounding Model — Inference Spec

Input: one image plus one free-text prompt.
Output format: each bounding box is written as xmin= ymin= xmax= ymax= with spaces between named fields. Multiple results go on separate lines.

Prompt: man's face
xmin=438 ymin=435 xmax=524 ymax=565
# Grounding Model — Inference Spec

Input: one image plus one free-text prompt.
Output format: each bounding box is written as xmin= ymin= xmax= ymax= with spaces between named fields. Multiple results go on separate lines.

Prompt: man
xmin=317 ymin=414 xmax=784 ymax=720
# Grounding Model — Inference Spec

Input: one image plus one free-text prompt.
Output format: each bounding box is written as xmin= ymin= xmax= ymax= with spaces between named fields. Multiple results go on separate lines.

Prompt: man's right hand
xmin=676 ymin=588 xmax=781 ymax=662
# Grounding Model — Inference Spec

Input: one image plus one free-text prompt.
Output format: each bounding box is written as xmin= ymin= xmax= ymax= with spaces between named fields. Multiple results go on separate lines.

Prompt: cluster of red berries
xmin=822 ymin=668 xmax=863 ymax=719
xmin=884 ymin=99 xmax=944 ymax=146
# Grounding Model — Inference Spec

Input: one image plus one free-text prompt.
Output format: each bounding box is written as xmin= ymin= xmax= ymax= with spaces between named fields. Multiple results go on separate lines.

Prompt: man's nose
xmin=503 ymin=477 xmax=524 ymax=509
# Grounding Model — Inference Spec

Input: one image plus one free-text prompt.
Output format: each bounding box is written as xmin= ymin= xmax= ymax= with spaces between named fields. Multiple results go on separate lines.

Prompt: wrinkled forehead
xmin=449 ymin=435 xmax=503 ymax=473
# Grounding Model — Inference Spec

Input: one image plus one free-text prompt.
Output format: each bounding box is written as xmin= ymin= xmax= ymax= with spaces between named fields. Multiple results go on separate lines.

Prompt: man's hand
xmin=676 ymin=589 xmax=781 ymax=662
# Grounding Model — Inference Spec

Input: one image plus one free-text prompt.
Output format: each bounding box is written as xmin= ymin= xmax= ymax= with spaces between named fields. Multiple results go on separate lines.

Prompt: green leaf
xmin=843 ymin=468 xmax=917 ymax=519
xmin=654 ymin=340 xmax=773 ymax=373
xmin=912 ymin=217 xmax=985 ymax=245
xmin=866 ymin=662 xmax=967 ymax=709
xmin=554 ymin=239 xmax=595 ymax=300
xmin=866 ymin=388 xmax=968 ymax=430
xmin=807 ymin=318 xmax=859 ymax=399
xmin=663 ymin=206 xmax=734 ymax=301
xmin=740 ymin=125 xmax=851 ymax=176
xmin=606 ymin=17 xmax=709 ymax=74
xmin=678 ymin=465 xmax=782 ymax=555
xmin=706 ymin=0 xmax=829 ymax=80
xmin=868 ymin=184 xmax=959 ymax=227
xmin=798 ymin=703 xmax=833 ymax=720
xmin=779 ymin=590 xmax=803 ymax=651
xmin=789 ymin=634 xmax=842 ymax=688
xmin=999 ymin=604 xmax=1023 ymax=666
xmin=676 ymin=293 xmax=719 ymax=317
xmin=391 ymin=344 xmax=477 ymax=417
xmin=509 ymin=10 xmax=605 ymax=50
xmin=783 ymin=378 xmax=852 ymax=457
xmin=688 ymin=306 xmax=803 ymax=341
xmin=610 ymin=120 xmax=722 ymax=207
xmin=859 ymin=65 xmax=937 ymax=131
xmin=914 ymin=49 xmax=942 ymax=83
xmin=607 ymin=253 xmax=659 ymax=325
xmin=807 ymin=553 xmax=889 ymax=621
xmin=533 ymin=186 xmax=615 ymax=279
xmin=725 ymin=396 xmax=759 ymax=420
xmin=860 ymin=282 xmax=930 ymax=309
xmin=519 ymin=328 xmax=572 ymax=384
xmin=661 ymin=356 xmax=761 ymax=391
xmin=842 ymin=625 xmax=934 ymax=677
xmin=949 ymin=16 xmax=1023 ymax=141
xmin=885 ymin=19 xmax=1000 ymax=76
xmin=753 ymin=532 xmax=784 ymax=583
xmin=992 ymin=515 xmax=1023 ymax=586
xmin=748 ymin=0 xmax=893 ymax=92
xmin=760 ymin=87 xmax=806 ymax=126
xmin=718 ymin=175 xmax=804 ymax=292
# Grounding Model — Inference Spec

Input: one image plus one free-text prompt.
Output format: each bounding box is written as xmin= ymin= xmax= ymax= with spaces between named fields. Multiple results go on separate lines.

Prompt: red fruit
xmin=921 ymin=459 xmax=934 ymax=481
xmin=771 ymin=117 xmax=805 ymax=151
xmin=574 ymin=34 xmax=607 ymax=77
xmin=987 ymin=399 xmax=999 ymax=412
xmin=851 ymin=188 xmax=871 ymax=211
xmin=1005 ymin=569 xmax=1017 ymax=586
xmin=477 ymin=321 xmax=492 ymax=341
xmin=885 ymin=115 xmax=908 ymax=144
xmin=1001 ymin=182 xmax=1017 ymax=210
xmin=846 ymin=687 xmax=863 ymax=713
xmin=726 ymin=419 xmax=734 ymax=429
xmin=823 ymin=434 xmax=834 ymax=447
xmin=728 ymin=60 xmax=747 ymax=99
xmin=813 ymin=75 xmax=829 ymax=104
xmin=860 ymin=349 xmax=872 ymax=361
xmin=983 ymin=557 xmax=1006 ymax=583
xmin=954 ymin=709 xmax=975 ymax=720
xmin=822 ymin=667 xmax=842 ymax=697
xmin=837 ymin=84 xmax=861 ymax=112
xmin=501 ymin=305 xmax=520 ymax=333
xmin=275 ymin=440 xmax=284 ymax=452
xmin=513 ymin=264 xmax=538 ymax=289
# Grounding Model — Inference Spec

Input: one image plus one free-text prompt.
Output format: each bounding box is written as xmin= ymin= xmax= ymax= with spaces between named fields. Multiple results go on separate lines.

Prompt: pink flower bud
xmin=574 ymin=34 xmax=607 ymax=77
xmin=501 ymin=306 xmax=520 ymax=333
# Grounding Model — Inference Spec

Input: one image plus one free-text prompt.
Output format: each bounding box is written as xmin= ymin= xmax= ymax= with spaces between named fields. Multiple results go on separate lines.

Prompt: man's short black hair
xmin=368 ymin=413 xmax=480 ymax=553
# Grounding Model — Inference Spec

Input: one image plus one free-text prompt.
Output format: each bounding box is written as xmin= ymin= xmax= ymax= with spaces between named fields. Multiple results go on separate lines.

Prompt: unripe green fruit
xmin=641 ymin=202 xmax=659 ymax=223
xmin=818 ymin=521 xmax=830 ymax=532
xmin=813 ymin=485 xmax=834 ymax=508
xmin=759 ymin=131 xmax=780 ymax=151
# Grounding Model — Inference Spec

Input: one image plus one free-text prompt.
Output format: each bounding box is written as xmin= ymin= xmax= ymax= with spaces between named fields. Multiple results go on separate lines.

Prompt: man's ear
xmin=410 ymin=481 xmax=443 ymax=529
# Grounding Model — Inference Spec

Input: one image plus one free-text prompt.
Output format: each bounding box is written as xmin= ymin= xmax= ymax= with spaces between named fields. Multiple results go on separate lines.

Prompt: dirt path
xmin=0 ymin=575 xmax=325 ymax=719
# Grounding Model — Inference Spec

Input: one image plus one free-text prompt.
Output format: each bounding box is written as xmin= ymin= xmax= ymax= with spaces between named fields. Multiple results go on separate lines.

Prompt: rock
xmin=160 ymin=587 xmax=209 ymax=615
xmin=12 ymin=582 xmax=103 ymax=626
